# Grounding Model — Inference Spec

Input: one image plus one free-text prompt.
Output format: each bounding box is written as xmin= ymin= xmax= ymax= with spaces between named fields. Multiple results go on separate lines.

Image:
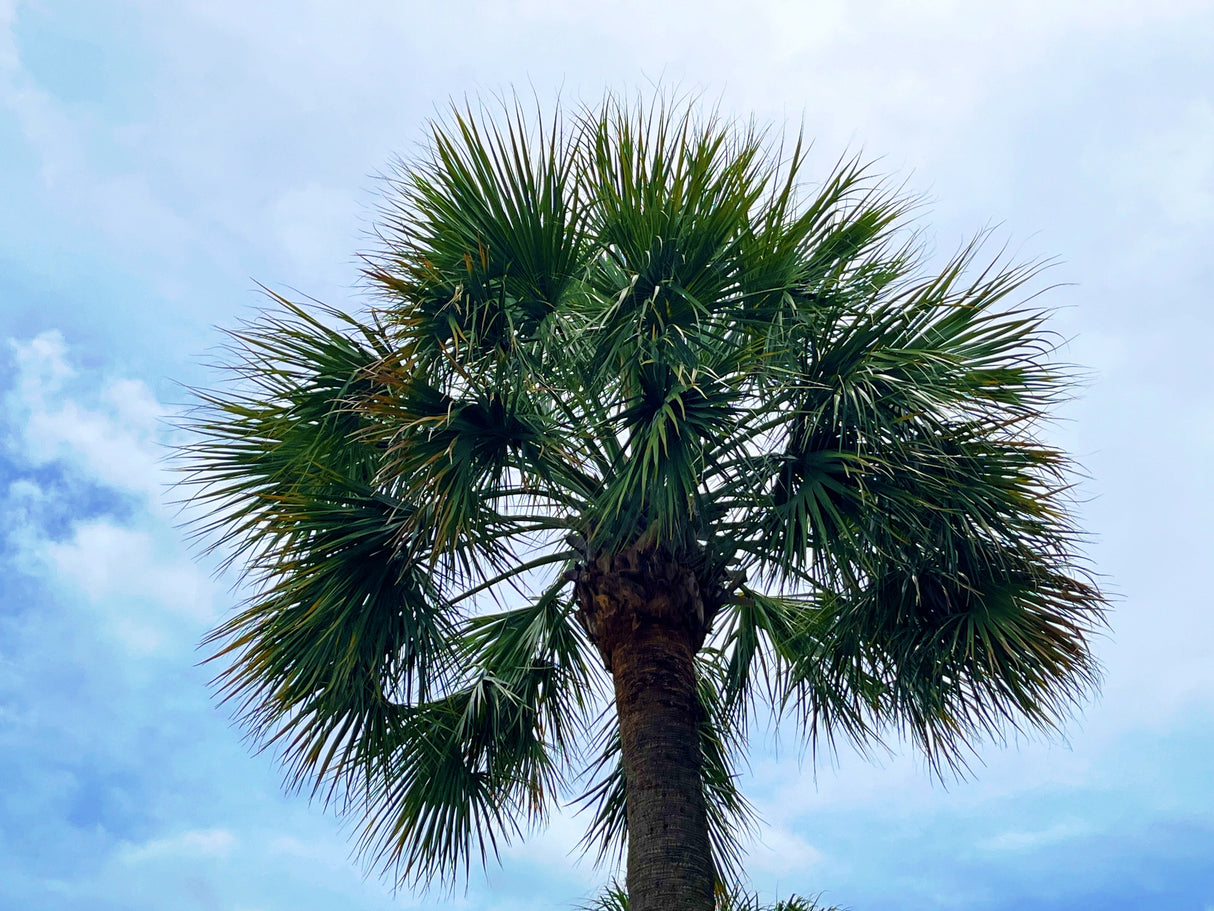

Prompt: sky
xmin=1 ymin=1 xmax=1213 ymax=909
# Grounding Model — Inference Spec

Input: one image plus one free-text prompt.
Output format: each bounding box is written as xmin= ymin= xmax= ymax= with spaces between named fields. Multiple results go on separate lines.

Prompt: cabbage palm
xmin=182 ymin=96 xmax=1104 ymax=911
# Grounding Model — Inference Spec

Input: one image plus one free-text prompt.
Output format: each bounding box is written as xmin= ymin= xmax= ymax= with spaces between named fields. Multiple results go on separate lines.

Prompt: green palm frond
xmin=360 ymin=362 xmax=574 ymax=559
xmin=180 ymin=298 xmax=460 ymax=793
xmin=696 ymin=654 xmax=761 ymax=882
xmin=580 ymin=880 xmax=632 ymax=911
xmin=354 ymin=667 xmax=555 ymax=882
xmin=369 ymin=99 xmax=589 ymax=366
xmin=463 ymin=579 xmax=602 ymax=752
xmin=179 ymin=297 xmax=597 ymax=884
xmin=342 ymin=580 xmax=602 ymax=884
xmin=573 ymin=717 xmax=628 ymax=870
xmin=715 ymin=590 xmax=883 ymax=757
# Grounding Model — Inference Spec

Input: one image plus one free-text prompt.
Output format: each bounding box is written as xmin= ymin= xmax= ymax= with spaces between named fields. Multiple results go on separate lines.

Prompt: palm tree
xmin=182 ymin=95 xmax=1104 ymax=911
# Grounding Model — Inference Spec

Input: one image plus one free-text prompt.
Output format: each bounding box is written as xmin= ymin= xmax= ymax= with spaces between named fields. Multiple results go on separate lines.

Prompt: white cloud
xmin=746 ymin=824 xmax=824 ymax=877
xmin=0 ymin=0 xmax=16 ymax=73
xmin=4 ymin=331 xmax=218 ymax=654
xmin=268 ymin=835 xmax=349 ymax=869
xmin=0 ymin=14 xmax=198 ymax=285
xmin=0 ymin=25 xmax=83 ymax=190
xmin=7 ymin=331 xmax=167 ymax=503
xmin=979 ymin=820 xmax=1094 ymax=853
xmin=118 ymin=827 xmax=237 ymax=864
xmin=44 ymin=515 xmax=213 ymax=611
xmin=85 ymin=172 xmax=194 ymax=263
xmin=9 ymin=329 xmax=73 ymax=390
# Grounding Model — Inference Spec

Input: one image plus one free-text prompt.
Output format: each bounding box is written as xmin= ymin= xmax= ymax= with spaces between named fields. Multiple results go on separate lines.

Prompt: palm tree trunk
xmin=610 ymin=619 xmax=715 ymax=911
xmin=573 ymin=546 xmax=718 ymax=911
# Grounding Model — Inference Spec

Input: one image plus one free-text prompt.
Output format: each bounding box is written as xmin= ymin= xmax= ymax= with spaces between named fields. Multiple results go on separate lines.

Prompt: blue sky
xmin=2 ymin=2 xmax=1213 ymax=909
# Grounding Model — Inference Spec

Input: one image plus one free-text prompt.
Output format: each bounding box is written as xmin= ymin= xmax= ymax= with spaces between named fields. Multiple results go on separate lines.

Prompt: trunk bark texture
xmin=612 ymin=620 xmax=714 ymax=910
xmin=572 ymin=546 xmax=719 ymax=911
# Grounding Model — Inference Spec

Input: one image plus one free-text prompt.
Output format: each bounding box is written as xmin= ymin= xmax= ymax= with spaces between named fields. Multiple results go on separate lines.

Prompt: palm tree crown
xmin=182 ymin=95 xmax=1104 ymax=910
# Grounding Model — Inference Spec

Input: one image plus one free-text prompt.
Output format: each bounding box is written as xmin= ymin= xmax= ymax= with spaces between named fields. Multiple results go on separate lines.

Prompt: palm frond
xmin=180 ymin=298 xmax=460 ymax=797
xmin=368 ymin=97 xmax=589 ymax=368
xmin=713 ymin=591 xmax=882 ymax=757
xmin=353 ymin=579 xmax=604 ymax=885
xmin=353 ymin=668 xmax=556 ymax=883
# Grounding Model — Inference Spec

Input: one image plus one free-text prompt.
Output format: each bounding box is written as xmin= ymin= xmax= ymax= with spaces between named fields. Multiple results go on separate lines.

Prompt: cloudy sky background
xmin=2 ymin=1 xmax=1213 ymax=909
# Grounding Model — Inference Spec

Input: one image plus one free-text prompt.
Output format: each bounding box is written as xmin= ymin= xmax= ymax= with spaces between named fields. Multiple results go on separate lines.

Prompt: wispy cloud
xmin=118 ymin=827 xmax=237 ymax=864
xmin=979 ymin=820 xmax=1095 ymax=853
xmin=7 ymin=331 xmax=165 ymax=503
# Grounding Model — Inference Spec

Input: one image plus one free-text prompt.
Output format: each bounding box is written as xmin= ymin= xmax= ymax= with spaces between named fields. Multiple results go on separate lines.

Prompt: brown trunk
xmin=611 ymin=621 xmax=715 ymax=911
xmin=571 ymin=546 xmax=719 ymax=911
